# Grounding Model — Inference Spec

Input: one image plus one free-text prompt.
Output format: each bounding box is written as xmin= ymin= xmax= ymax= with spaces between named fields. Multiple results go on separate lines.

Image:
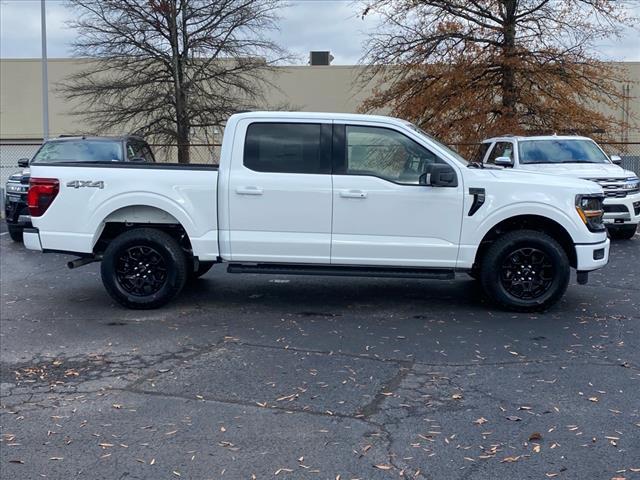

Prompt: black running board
xmin=227 ymin=263 xmax=455 ymax=280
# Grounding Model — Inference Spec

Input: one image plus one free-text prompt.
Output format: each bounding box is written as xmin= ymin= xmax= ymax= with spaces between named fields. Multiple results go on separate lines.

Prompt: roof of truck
xmin=230 ymin=111 xmax=411 ymax=127
xmin=50 ymin=134 xmax=147 ymax=142
xmin=482 ymin=135 xmax=594 ymax=143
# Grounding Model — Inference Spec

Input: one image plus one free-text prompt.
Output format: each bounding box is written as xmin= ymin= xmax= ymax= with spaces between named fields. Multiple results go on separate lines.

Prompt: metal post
xmin=41 ymin=0 xmax=49 ymax=141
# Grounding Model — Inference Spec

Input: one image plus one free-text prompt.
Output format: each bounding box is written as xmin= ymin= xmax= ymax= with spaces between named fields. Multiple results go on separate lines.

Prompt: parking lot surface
xmin=1 ymin=222 xmax=639 ymax=480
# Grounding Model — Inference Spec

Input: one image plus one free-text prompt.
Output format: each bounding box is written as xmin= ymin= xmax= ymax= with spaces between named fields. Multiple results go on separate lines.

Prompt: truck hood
xmin=477 ymin=167 xmax=603 ymax=194
xmin=517 ymin=162 xmax=634 ymax=179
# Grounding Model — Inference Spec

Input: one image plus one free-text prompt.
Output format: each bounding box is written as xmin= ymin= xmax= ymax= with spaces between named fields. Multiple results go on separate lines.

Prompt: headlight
xmin=576 ymin=194 xmax=605 ymax=232
xmin=5 ymin=183 xmax=26 ymax=194
xmin=622 ymin=177 xmax=640 ymax=191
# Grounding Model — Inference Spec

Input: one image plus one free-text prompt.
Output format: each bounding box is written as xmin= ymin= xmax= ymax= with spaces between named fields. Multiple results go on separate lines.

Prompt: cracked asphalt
xmin=1 ymin=221 xmax=638 ymax=480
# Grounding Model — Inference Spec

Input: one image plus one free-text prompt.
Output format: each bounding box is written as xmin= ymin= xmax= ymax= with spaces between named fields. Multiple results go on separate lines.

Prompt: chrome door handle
xmin=236 ymin=186 xmax=264 ymax=195
xmin=340 ymin=189 xmax=367 ymax=199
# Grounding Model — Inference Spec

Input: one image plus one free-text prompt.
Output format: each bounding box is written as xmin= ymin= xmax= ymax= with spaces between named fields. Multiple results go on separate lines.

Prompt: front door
xmin=227 ymin=120 xmax=333 ymax=263
xmin=331 ymin=124 xmax=464 ymax=268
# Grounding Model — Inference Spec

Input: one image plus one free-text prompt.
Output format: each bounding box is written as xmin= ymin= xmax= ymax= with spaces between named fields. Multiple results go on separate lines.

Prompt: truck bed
xmin=27 ymin=162 xmax=220 ymax=260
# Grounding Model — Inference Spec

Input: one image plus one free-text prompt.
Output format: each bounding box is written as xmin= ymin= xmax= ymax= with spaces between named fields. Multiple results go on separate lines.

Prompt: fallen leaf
xmin=374 ymin=464 xmax=393 ymax=470
xmin=529 ymin=432 xmax=543 ymax=441
xmin=506 ymin=416 xmax=522 ymax=422
xmin=474 ymin=417 xmax=488 ymax=425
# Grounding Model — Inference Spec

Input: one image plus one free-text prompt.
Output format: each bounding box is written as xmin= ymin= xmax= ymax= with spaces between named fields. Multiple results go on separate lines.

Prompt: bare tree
xmin=61 ymin=0 xmax=286 ymax=163
xmin=359 ymin=0 xmax=638 ymax=147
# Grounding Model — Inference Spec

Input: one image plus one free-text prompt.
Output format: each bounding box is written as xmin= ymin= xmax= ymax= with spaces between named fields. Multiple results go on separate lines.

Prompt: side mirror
xmin=419 ymin=164 xmax=458 ymax=187
xmin=494 ymin=156 xmax=514 ymax=167
xmin=17 ymin=158 xmax=29 ymax=168
xmin=610 ymin=155 xmax=622 ymax=165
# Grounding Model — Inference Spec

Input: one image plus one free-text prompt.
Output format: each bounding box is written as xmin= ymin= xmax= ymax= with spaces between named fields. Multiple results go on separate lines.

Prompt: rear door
xmin=227 ymin=120 xmax=333 ymax=263
xmin=331 ymin=123 xmax=464 ymax=267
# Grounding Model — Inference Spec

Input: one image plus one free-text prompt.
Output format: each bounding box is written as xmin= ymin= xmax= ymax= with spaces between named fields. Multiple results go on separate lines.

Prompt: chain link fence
xmin=2 ymin=140 xmax=640 ymax=188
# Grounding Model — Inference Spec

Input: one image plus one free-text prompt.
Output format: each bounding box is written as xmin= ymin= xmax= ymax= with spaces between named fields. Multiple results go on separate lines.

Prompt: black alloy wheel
xmin=500 ymin=247 xmax=554 ymax=300
xmin=115 ymin=245 xmax=168 ymax=296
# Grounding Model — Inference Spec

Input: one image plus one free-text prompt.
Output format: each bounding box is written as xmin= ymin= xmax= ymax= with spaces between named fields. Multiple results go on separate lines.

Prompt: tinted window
xmin=345 ymin=125 xmax=446 ymax=185
xmin=32 ymin=140 xmax=123 ymax=163
xmin=486 ymin=142 xmax=514 ymax=164
xmin=244 ymin=123 xmax=326 ymax=174
xmin=519 ymin=139 xmax=609 ymax=164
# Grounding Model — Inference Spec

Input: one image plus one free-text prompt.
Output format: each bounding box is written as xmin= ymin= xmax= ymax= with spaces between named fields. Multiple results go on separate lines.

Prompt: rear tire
xmin=101 ymin=228 xmax=189 ymax=309
xmin=7 ymin=225 xmax=23 ymax=242
xmin=480 ymin=230 xmax=570 ymax=312
xmin=608 ymin=224 xmax=637 ymax=240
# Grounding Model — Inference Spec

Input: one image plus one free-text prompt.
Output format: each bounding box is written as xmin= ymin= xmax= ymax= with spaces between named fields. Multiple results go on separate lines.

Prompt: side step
xmin=227 ymin=263 xmax=455 ymax=280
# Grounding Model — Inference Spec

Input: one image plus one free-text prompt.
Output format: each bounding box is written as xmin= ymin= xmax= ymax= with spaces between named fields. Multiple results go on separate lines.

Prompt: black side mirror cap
xmin=420 ymin=164 xmax=458 ymax=187
xmin=17 ymin=158 xmax=29 ymax=168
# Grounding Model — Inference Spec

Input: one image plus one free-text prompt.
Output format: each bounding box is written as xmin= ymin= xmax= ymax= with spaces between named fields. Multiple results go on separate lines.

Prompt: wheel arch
xmin=93 ymin=205 xmax=192 ymax=255
xmin=473 ymin=214 xmax=577 ymax=270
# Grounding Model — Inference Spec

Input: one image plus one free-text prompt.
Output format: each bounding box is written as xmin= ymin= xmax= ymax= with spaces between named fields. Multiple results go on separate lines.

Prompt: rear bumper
xmin=23 ymin=228 xmax=42 ymax=251
xmin=575 ymin=238 xmax=609 ymax=272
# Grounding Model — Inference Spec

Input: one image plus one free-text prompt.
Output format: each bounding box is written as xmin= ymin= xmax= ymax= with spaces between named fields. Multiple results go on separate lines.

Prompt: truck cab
xmin=477 ymin=135 xmax=640 ymax=239
xmin=23 ymin=113 xmax=610 ymax=312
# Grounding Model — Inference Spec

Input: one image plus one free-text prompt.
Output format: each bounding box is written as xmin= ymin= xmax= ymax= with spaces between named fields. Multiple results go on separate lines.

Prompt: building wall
xmin=1 ymin=58 xmax=639 ymax=141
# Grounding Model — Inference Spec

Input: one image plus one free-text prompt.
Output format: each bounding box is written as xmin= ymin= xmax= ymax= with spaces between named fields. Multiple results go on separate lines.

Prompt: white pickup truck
xmin=24 ymin=112 xmax=610 ymax=311
xmin=478 ymin=135 xmax=640 ymax=239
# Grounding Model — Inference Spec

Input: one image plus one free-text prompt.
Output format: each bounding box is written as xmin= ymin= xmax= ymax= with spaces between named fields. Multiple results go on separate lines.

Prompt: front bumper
xmin=575 ymin=238 xmax=610 ymax=272
xmin=23 ymin=228 xmax=42 ymax=251
xmin=603 ymin=193 xmax=640 ymax=226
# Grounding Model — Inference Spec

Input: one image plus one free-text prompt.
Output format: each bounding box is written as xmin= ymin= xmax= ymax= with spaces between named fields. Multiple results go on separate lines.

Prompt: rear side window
xmin=244 ymin=123 xmax=328 ymax=174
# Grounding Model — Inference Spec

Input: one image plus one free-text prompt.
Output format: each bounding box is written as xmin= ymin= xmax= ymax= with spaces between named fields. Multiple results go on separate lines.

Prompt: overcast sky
xmin=1 ymin=0 xmax=639 ymax=64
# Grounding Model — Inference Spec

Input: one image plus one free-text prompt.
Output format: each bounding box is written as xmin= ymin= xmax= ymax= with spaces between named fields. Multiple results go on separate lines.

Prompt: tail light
xmin=28 ymin=178 xmax=60 ymax=217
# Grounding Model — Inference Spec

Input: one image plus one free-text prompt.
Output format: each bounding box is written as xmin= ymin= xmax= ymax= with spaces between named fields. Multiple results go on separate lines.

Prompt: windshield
xmin=518 ymin=139 xmax=609 ymax=165
xmin=404 ymin=123 xmax=468 ymax=165
xmin=32 ymin=140 xmax=123 ymax=163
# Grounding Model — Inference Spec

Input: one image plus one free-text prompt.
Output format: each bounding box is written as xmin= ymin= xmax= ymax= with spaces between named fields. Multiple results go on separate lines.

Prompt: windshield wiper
xmin=561 ymin=160 xmax=598 ymax=164
xmin=522 ymin=161 xmax=556 ymax=164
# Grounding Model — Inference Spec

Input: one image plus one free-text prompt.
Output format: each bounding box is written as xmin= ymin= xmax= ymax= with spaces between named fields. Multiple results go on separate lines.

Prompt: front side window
xmin=32 ymin=140 xmax=123 ymax=163
xmin=519 ymin=139 xmax=610 ymax=164
xmin=486 ymin=141 xmax=514 ymax=164
xmin=345 ymin=125 xmax=446 ymax=185
xmin=244 ymin=123 xmax=326 ymax=174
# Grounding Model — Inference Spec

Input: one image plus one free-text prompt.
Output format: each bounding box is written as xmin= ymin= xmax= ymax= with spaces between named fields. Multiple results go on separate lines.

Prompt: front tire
xmin=101 ymin=228 xmax=189 ymax=309
xmin=480 ymin=230 xmax=570 ymax=312
xmin=608 ymin=224 xmax=637 ymax=240
xmin=7 ymin=224 xmax=23 ymax=242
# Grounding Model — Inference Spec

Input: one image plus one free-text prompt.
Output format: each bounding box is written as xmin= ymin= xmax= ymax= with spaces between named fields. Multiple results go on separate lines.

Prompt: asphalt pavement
xmin=1 ymin=223 xmax=638 ymax=480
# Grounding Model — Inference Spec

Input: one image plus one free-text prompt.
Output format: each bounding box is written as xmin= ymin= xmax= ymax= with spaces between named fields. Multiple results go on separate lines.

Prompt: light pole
xmin=41 ymin=0 xmax=49 ymax=140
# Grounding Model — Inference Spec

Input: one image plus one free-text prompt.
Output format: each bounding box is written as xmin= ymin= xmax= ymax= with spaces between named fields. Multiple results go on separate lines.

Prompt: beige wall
xmin=1 ymin=58 xmax=639 ymax=141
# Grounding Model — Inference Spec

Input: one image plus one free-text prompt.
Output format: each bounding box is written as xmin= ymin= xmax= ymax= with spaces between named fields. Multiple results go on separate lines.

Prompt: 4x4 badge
xmin=66 ymin=180 xmax=104 ymax=189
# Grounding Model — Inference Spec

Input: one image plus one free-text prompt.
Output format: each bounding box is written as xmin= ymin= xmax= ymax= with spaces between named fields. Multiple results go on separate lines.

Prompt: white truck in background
xmin=24 ymin=112 xmax=609 ymax=311
xmin=477 ymin=135 xmax=640 ymax=239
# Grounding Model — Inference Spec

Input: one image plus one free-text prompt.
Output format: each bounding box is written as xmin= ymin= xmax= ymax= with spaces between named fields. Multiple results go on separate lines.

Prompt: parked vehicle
xmin=3 ymin=135 xmax=155 ymax=242
xmin=4 ymin=168 xmax=30 ymax=242
xmin=23 ymin=112 xmax=609 ymax=311
xmin=476 ymin=135 xmax=640 ymax=239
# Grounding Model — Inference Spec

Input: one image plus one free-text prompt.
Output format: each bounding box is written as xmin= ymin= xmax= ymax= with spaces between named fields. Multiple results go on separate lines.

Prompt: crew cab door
xmin=331 ymin=123 xmax=464 ymax=267
xmin=226 ymin=120 xmax=333 ymax=263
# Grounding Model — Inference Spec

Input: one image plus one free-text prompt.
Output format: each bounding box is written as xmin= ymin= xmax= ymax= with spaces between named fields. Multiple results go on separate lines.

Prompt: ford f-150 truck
xmin=477 ymin=135 xmax=640 ymax=239
xmin=23 ymin=112 xmax=610 ymax=311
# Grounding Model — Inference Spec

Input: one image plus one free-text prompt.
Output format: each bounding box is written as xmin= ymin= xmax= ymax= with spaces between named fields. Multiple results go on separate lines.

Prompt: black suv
xmin=4 ymin=135 xmax=155 ymax=242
